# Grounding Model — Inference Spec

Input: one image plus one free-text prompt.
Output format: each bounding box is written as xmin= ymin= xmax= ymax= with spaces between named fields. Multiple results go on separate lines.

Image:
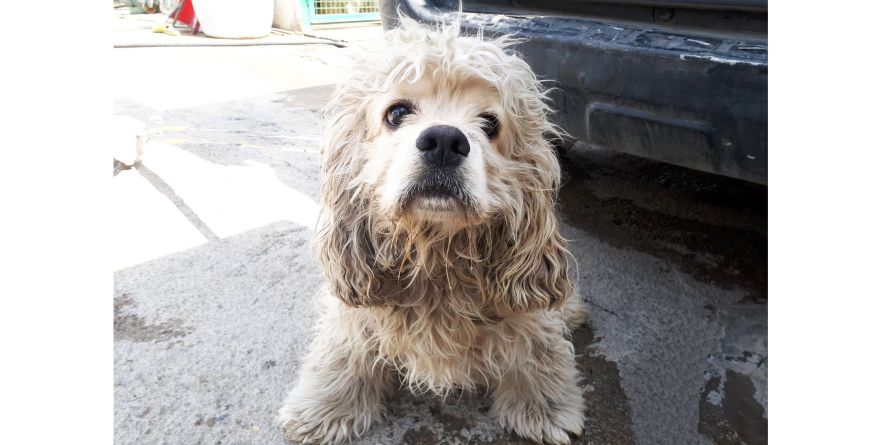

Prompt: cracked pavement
xmin=113 ymin=14 xmax=766 ymax=445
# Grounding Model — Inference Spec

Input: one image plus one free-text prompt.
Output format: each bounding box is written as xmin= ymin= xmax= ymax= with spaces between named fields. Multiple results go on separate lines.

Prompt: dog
xmin=278 ymin=18 xmax=588 ymax=445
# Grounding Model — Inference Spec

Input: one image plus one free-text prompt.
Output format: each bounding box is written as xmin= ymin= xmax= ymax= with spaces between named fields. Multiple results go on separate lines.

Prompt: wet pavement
xmin=113 ymin=15 xmax=766 ymax=445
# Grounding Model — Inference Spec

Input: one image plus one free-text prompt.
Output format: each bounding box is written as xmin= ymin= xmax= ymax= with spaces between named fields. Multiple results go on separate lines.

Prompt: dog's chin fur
xmin=393 ymin=179 xmax=482 ymax=230
xmin=401 ymin=198 xmax=472 ymax=227
xmin=279 ymin=17 xmax=589 ymax=445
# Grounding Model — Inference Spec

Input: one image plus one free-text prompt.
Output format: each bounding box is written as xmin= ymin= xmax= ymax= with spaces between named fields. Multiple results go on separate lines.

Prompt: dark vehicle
xmin=380 ymin=0 xmax=767 ymax=184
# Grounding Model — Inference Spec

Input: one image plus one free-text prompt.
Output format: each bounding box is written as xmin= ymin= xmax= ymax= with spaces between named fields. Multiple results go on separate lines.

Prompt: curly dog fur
xmin=278 ymin=18 xmax=588 ymax=445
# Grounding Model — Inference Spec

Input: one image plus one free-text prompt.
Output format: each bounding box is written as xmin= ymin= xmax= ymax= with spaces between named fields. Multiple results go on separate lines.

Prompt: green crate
xmin=306 ymin=0 xmax=380 ymax=24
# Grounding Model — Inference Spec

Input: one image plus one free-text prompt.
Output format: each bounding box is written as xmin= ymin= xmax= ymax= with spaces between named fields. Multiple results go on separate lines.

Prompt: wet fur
xmin=279 ymin=18 xmax=588 ymax=445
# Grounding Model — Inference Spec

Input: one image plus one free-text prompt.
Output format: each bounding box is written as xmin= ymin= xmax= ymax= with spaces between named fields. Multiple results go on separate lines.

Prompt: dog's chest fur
xmin=366 ymin=286 xmax=511 ymax=394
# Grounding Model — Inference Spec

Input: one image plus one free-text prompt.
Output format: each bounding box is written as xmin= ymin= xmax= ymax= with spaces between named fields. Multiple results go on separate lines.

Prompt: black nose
xmin=415 ymin=125 xmax=470 ymax=168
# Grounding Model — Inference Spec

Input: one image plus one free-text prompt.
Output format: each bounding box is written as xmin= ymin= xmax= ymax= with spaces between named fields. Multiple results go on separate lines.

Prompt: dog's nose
xmin=415 ymin=125 xmax=470 ymax=168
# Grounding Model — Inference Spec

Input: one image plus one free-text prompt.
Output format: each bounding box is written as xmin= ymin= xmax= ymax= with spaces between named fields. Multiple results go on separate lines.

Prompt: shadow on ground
xmin=559 ymin=148 xmax=767 ymax=302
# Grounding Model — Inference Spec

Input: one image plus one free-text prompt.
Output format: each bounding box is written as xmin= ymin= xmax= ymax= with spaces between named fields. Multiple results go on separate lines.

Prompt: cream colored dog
xmin=278 ymin=19 xmax=588 ymax=445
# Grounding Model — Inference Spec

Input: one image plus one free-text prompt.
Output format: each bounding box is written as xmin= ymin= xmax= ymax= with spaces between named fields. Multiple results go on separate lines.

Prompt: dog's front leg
xmin=278 ymin=307 xmax=391 ymax=445
xmin=491 ymin=327 xmax=586 ymax=445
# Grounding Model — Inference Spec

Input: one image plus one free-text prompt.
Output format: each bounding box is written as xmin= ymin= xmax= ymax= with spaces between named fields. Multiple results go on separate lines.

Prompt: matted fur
xmin=279 ymin=18 xmax=588 ymax=445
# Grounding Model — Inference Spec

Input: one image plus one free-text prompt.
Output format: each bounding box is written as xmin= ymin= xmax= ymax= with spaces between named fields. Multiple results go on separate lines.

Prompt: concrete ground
xmin=113 ymin=13 xmax=767 ymax=445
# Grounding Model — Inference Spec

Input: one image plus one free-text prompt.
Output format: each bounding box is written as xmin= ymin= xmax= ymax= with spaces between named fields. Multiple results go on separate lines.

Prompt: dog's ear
xmin=317 ymin=210 xmax=385 ymax=308
xmin=315 ymin=98 xmax=385 ymax=308
xmin=317 ymin=198 xmax=389 ymax=309
xmin=470 ymin=42 xmax=576 ymax=312
xmin=484 ymin=138 xmax=575 ymax=314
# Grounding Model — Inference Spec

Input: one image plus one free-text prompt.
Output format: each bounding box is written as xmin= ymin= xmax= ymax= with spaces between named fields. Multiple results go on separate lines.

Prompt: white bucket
xmin=191 ymin=0 xmax=274 ymax=39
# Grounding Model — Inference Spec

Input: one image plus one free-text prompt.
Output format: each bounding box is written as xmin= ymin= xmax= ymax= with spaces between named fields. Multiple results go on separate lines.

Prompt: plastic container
xmin=191 ymin=0 xmax=274 ymax=39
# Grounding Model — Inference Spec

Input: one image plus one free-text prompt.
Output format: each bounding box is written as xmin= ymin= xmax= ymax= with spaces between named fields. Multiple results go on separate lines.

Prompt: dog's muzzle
xmin=397 ymin=167 xmax=474 ymax=215
xmin=407 ymin=169 xmax=467 ymax=200
xmin=392 ymin=126 xmax=477 ymax=217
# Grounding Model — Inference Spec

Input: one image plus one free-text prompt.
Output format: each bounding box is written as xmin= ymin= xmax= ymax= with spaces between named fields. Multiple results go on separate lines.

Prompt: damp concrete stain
xmin=114 ymin=293 xmax=192 ymax=342
xmin=428 ymin=403 xmax=474 ymax=432
xmin=558 ymin=149 xmax=767 ymax=300
xmin=572 ymin=323 xmax=636 ymax=445
xmin=402 ymin=426 xmax=441 ymax=445
xmin=699 ymin=370 xmax=768 ymax=445
xmin=698 ymin=302 xmax=768 ymax=445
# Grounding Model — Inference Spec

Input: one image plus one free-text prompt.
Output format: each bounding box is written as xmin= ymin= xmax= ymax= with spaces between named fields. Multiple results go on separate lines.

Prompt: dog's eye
xmin=479 ymin=113 xmax=499 ymax=139
xmin=384 ymin=102 xmax=414 ymax=129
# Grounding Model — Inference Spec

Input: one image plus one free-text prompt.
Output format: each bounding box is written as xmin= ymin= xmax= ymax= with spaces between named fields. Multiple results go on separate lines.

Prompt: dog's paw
xmin=277 ymin=401 xmax=376 ymax=445
xmin=497 ymin=400 xmax=585 ymax=445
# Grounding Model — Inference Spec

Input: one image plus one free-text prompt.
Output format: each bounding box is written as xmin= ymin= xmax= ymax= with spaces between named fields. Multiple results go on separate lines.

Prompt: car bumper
xmin=380 ymin=1 xmax=768 ymax=184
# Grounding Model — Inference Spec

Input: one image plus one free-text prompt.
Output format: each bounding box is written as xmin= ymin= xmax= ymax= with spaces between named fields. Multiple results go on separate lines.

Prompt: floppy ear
xmin=479 ymin=43 xmax=578 ymax=313
xmin=484 ymin=139 xmax=575 ymax=314
xmin=316 ymin=208 xmax=383 ymax=308
xmin=315 ymin=97 xmax=387 ymax=308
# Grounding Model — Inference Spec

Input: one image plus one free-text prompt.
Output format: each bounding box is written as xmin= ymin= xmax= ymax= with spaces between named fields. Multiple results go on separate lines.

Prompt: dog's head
xmin=317 ymin=20 xmax=573 ymax=311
